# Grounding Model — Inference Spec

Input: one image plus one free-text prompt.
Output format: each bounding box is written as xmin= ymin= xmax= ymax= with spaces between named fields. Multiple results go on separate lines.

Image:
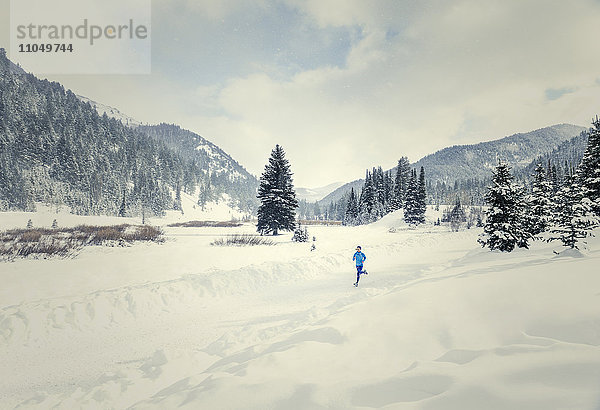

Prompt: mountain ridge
xmin=318 ymin=123 xmax=588 ymax=207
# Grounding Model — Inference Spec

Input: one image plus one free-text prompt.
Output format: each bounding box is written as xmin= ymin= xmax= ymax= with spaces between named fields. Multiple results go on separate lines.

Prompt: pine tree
xmin=313 ymin=202 xmax=321 ymax=220
xmin=344 ymin=187 xmax=359 ymax=225
xmin=576 ymin=116 xmax=600 ymax=215
xmin=292 ymin=225 xmax=309 ymax=242
xmin=404 ymin=168 xmax=427 ymax=225
xmin=359 ymin=170 xmax=376 ymax=222
xmin=449 ymin=196 xmax=466 ymax=232
xmin=404 ymin=169 xmax=421 ymax=225
xmin=118 ymin=191 xmax=127 ymax=217
xmin=548 ymin=176 xmax=599 ymax=249
xmin=528 ymin=163 xmax=553 ymax=236
xmin=392 ymin=157 xmax=410 ymax=210
xmin=257 ymin=145 xmax=298 ymax=235
xmin=417 ymin=166 xmax=427 ymax=222
xmin=478 ymin=162 xmax=532 ymax=252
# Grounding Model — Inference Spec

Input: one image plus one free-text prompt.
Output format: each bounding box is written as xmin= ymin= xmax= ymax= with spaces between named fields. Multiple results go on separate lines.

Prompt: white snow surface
xmin=1 ymin=208 xmax=600 ymax=409
xmin=76 ymin=95 xmax=142 ymax=128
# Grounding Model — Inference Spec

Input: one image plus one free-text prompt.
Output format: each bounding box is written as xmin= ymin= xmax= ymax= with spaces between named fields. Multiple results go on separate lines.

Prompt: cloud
xmin=45 ymin=0 xmax=600 ymax=188
xmin=545 ymin=87 xmax=577 ymax=101
xmin=192 ymin=0 xmax=600 ymax=187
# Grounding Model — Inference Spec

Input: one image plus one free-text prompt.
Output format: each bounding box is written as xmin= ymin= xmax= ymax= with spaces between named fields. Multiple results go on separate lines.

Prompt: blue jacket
xmin=353 ymin=251 xmax=366 ymax=266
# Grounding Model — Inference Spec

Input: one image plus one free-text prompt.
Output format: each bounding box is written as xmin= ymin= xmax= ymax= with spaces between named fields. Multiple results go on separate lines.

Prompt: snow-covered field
xmin=1 ymin=207 xmax=600 ymax=409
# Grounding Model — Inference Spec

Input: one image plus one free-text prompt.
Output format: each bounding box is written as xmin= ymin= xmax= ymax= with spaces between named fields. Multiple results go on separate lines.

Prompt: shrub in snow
xmin=292 ymin=226 xmax=309 ymax=242
xmin=211 ymin=234 xmax=275 ymax=246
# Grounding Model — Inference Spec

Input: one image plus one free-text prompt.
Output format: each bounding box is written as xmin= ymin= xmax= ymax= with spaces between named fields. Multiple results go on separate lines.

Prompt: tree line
xmin=479 ymin=117 xmax=600 ymax=251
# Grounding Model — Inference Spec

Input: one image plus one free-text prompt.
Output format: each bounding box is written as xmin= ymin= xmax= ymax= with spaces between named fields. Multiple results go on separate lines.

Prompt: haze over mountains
xmin=318 ymin=123 xmax=588 ymax=207
xmin=296 ymin=182 xmax=345 ymax=202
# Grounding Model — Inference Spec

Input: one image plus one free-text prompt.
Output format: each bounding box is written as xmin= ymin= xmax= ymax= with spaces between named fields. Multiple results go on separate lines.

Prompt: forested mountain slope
xmin=0 ymin=49 xmax=258 ymax=215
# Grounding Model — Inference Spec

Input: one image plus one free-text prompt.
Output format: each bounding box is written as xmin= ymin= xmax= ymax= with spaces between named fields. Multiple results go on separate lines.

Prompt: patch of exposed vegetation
xmin=211 ymin=234 xmax=275 ymax=246
xmin=0 ymin=224 xmax=163 ymax=260
xmin=167 ymin=221 xmax=243 ymax=228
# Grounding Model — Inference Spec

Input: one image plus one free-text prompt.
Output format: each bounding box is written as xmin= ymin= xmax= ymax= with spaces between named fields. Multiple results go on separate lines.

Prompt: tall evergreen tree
xmin=359 ymin=169 xmax=376 ymax=220
xmin=404 ymin=169 xmax=421 ymax=225
xmin=547 ymin=160 xmax=559 ymax=193
xmin=375 ymin=166 xmax=385 ymax=207
xmin=449 ymin=196 xmax=466 ymax=232
xmin=344 ymin=187 xmax=359 ymax=225
xmin=478 ymin=162 xmax=532 ymax=252
xmin=256 ymin=145 xmax=298 ymax=235
xmin=383 ymin=170 xmax=394 ymax=212
xmin=576 ymin=116 xmax=600 ymax=215
xmin=392 ymin=157 xmax=410 ymax=210
xmin=528 ymin=163 xmax=553 ymax=236
xmin=417 ymin=166 xmax=427 ymax=220
xmin=548 ymin=176 xmax=599 ymax=249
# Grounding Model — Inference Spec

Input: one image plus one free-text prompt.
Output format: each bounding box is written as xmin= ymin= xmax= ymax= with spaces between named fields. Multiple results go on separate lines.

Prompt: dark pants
xmin=356 ymin=265 xmax=363 ymax=283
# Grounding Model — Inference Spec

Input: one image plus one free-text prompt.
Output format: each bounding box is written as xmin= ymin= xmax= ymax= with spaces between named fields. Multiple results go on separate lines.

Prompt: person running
xmin=353 ymin=245 xmax=368 ymax=287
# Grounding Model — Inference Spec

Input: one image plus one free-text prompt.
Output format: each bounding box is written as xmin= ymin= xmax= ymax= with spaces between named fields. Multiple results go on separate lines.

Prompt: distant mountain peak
xmin=296 ymin=182 xmax=345 ymax=202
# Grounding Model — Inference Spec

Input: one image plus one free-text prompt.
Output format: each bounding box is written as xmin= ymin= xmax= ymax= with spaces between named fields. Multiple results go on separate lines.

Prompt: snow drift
xmin=1 ymin=210 xmax=599 ymax=409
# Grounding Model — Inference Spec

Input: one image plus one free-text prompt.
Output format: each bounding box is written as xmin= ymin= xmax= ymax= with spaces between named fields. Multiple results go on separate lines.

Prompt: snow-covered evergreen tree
xmin=383 ymin=170 xmax=394 ymax=213
xmin=292 ymin=225 xmax=309 ymax=242
xmin=527 ymin=163 xmax=553 ymax=236
xmin=478 ymin=162 xmax=532 ymax=252
xmin=257 ymin=145 xmax=298 ymax=235
xmin=404 ymin=168 xmax=426 ymax=225
xmin=358 ymin=170 xmax=376 ymax=222
xmin=118 ymin=192 xmax=127 ymax=217
xmin=449 ymin=196 xmax=466 ymax=232
xmin=576 ymin=116 xmax=600 ymax=215
xmin=417 ymin=166 xmax=427 ymax=220
xmin=392 ymin=157 xmax=410 ymax=210
xmin=344 ymin=187 xmax=359 ymax=225
xmin=403 ymin=169 xmax=421 ymax=225
xmin=548 ymin=176 xmax=599 ymax=249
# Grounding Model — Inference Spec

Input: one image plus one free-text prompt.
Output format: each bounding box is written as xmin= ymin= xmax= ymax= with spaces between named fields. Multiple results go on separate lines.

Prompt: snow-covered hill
xmin=1 ymin=210 xmax=599 ymax=409
xmin=296 ymin=181 xmax=345 ymax=202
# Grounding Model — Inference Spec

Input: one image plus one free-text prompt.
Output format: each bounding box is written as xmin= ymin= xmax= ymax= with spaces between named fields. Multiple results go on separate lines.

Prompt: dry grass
xmin=0 ymin=224 xmax=163 ymax=260
xmin=298 ymin=220 xmax=342 ymax=226
xmin=168 ymin=220 xmax=243 ymax=228
xmin=211 ymin=234 xmax=275 ymax=247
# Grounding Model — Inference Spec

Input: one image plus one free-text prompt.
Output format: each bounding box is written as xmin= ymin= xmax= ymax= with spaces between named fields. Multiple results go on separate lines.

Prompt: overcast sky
xmin=3 ymin=0 xmax=600 ymax=187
